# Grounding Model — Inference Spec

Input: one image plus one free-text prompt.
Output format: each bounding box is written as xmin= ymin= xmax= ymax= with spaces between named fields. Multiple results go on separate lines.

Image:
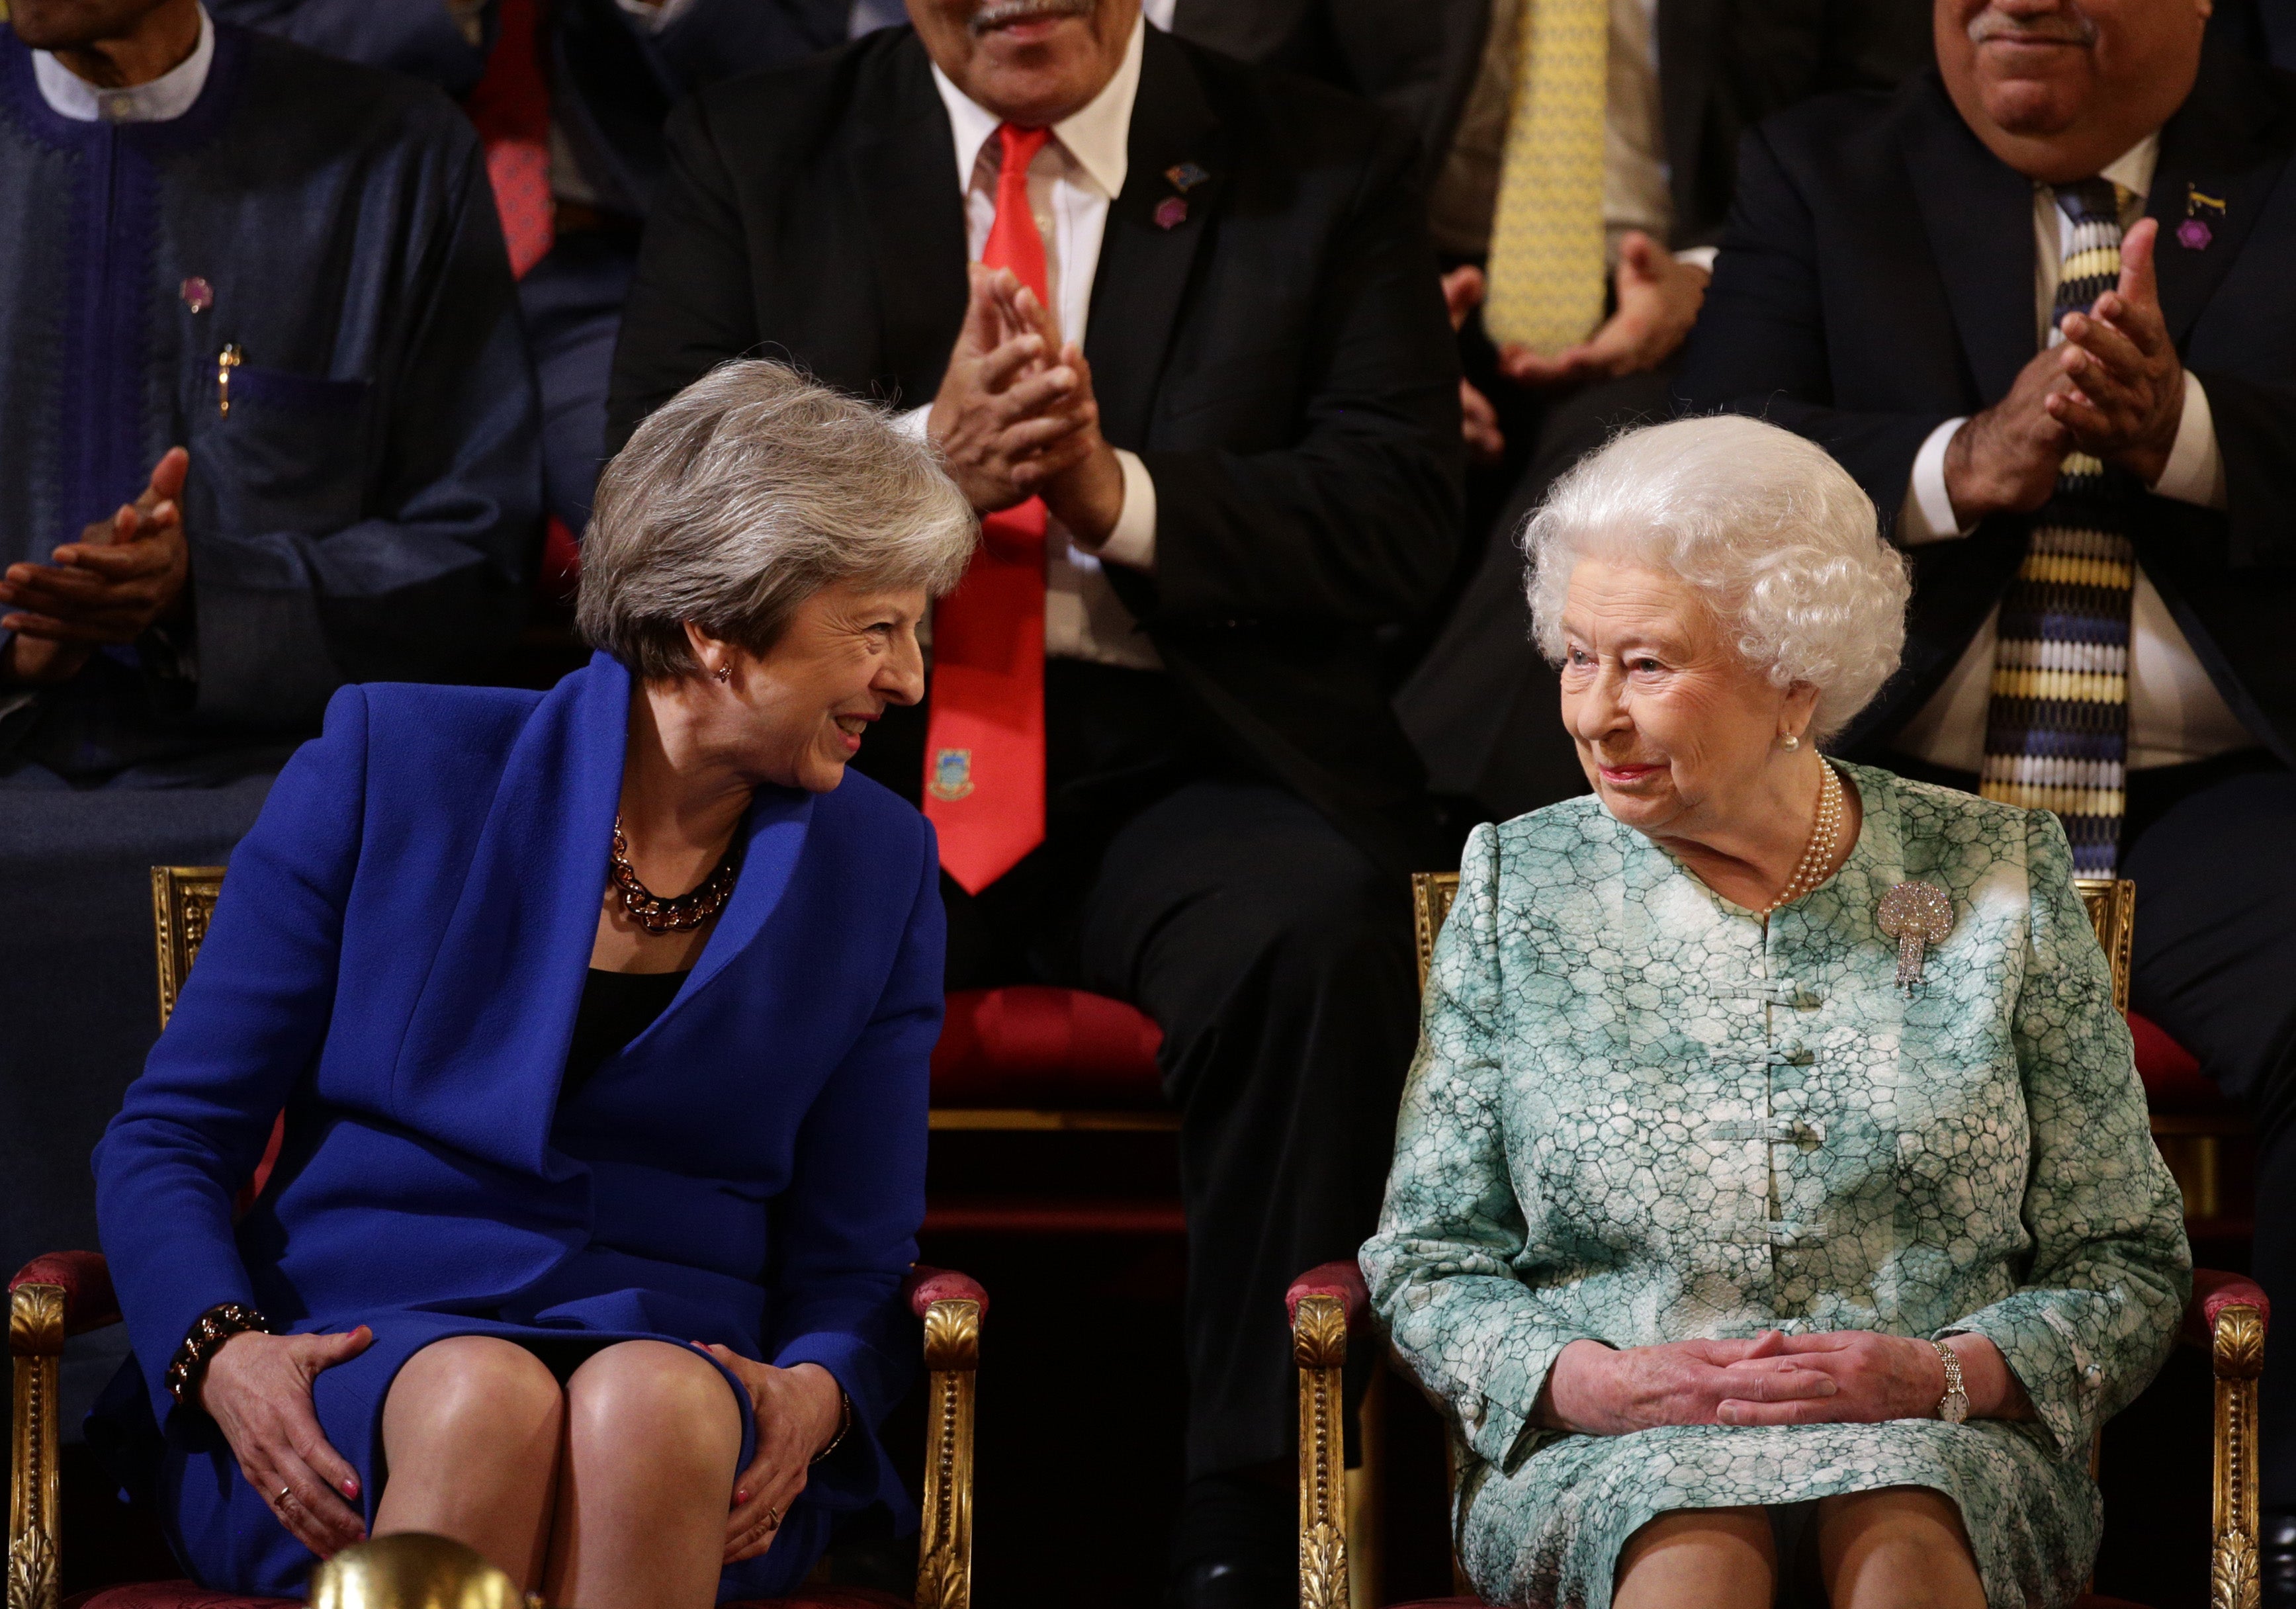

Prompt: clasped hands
xmin=1539 ymin=1328 xmax=2015 ymax=1437
xmin=928 ymin=263 xmax=1124 ymax=546
xmin=0 ymin=445 xmax=193 ymax=686
xmin=1947 ymin=217 xmax=2186 ymax=523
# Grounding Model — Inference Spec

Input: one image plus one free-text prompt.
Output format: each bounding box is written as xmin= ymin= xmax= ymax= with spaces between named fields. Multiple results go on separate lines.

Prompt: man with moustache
xmin=605 ymin=1 xmax=1460 ymax=1600
xmin=1678 ymin=0 xmax=2296 ymax=1587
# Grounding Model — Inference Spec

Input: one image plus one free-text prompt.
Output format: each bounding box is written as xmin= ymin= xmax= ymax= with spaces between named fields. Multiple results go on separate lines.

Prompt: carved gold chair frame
xmin=9 ymin=867 xmax=983 ymax=1609
xmin=1287 ymin=871 xmax=2264 ymax=1609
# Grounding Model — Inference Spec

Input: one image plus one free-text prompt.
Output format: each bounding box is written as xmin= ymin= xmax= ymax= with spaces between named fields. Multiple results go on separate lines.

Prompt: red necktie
xmin=925 ymin=124 xmax=1053 ymax=894
xmin=466 ymin=0 xmax=554 ymax=279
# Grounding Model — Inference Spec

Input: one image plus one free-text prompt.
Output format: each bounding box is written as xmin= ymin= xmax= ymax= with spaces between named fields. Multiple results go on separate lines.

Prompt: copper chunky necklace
xmin=1761 ymin=761 xmax=1845 ymax=915
xmin=609 ymin=816 xmax=741 ymax=933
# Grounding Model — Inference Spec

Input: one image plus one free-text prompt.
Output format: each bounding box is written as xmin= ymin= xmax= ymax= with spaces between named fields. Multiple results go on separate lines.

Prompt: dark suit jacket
xmin=1677 ymin=41 xmax=2296 ymax=766
xmin=1168 ymin=0 xmax=1490 ymax=193
xmin=607 ymin=26 xmax=1464 ymax=876
xmin=1655 ymin=0 xmax=1932 ymax=249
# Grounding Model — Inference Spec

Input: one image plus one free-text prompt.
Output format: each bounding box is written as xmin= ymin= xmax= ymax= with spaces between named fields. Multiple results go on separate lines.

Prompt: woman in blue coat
xmin=90 ymin=361 xmax=977 ymax=1606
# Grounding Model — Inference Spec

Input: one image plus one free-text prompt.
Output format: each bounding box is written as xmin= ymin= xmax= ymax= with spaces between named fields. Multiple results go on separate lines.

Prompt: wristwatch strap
xmin=1929 ymin=1338 xmax=1968 ymax=1423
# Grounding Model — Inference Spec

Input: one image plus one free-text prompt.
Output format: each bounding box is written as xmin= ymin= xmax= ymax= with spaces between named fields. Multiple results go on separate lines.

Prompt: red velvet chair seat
xmin=2129 ymin=1010 xmax=2229 ymax=1115
xmin=930 ymin=986 xmax=1163 ymax=1109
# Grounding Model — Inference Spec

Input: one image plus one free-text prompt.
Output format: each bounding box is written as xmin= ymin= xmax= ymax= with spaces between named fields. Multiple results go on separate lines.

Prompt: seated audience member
xmin=607 ymin=1 xmax=1460 ymax=1598
xmin=1675 ymin=0 xmax=2296 ymax=1565
xmin=1364 ymin=416 xmax=2191 ymax=1609
xmin=89 ymin=362 xmax=969 ymax=1602
xmin=0 ymin=0 xmax=538 ymax=787
xmin=213 ymin=0 xmax=848 ymax=539
xmin=1393 ymin=0 xmax=1931 ymax=822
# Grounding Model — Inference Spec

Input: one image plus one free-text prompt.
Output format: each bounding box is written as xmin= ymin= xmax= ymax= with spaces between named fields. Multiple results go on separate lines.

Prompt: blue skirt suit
xmin=89 ymin=652 xmax=944 ymax=1598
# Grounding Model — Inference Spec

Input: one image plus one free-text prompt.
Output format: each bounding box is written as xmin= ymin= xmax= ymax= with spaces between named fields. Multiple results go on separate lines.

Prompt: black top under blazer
xmin=1677 ymin=41 xmax=2296 ymax=767
xmin=605 ymin=25 xmax=1464 ymax=877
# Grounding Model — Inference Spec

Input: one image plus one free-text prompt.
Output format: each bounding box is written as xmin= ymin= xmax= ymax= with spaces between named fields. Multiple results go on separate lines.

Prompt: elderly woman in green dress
xmin=1361 ymin=415 xmax=2190 ymax=1609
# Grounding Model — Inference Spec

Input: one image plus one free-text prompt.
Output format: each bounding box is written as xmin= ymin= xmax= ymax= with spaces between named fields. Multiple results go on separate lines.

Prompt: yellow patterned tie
xmin=1483 ymin=0 xmax=1609 ymax=355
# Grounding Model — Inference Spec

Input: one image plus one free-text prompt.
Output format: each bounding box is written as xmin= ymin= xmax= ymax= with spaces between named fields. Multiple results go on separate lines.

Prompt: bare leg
xmin=546 ymin=1340 xmax=744 ymax=1609
xmin=375 ymin=1336 xmax=564 ymax=1588
xmin=1816 ymin=1487 xmax=1988 ymax=1609
xmin=1613 ymin=1506 xmax=1777 ymax=1609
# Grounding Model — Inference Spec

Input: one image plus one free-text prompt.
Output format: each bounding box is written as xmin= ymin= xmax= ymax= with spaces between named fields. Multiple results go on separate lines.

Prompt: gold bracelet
xmin=811 ymin=1389 xmax=852 ymax=1465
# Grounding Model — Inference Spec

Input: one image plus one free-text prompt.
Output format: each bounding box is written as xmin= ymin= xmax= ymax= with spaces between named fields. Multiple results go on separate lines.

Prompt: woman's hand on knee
xmin=200 ymin=1326 xmax=374 ymax=1557
xmin=695 ymin=1346 xmax=846 ymax=1565
xmin=1541 ymin=1333 xmax=1838 ymax=1435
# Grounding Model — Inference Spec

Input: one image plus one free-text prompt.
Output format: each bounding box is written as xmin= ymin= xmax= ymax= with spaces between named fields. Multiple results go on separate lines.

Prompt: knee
xmin=387 ymin=1336 xmax=562 ymax=1450
xmin=1615 ymin=1507 xmax=1775 ymax=1609
xmin=1817 ymin=1487 xmax=1981 ymax=1607
xmin=565 ymin=1341 xmax=742 ymax=1469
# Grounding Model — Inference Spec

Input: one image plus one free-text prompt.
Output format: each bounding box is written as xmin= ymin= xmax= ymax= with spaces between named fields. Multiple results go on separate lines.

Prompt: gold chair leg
xmin=916 ymin=1297 xmax=981 ymax=1609
xmin=2213 ymin=1301 xmax=2265 ymax=1609
xmin=1344 ymin=1367 xmax=1384 ymax=1609
xmin=1295 ymin=1293 xmax=1349 ymax=1609
xmin=9 ymin=1283 xmax=66 ymax=1609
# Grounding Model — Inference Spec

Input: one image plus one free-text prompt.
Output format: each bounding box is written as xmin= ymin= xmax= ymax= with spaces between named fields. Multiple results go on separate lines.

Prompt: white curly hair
xmin=1522 ymin=415 xmax=1912 ymax=744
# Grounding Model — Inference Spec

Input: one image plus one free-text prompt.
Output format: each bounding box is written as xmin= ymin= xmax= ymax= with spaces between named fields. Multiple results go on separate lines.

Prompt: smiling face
xmin=1556 ymin=558 xmax=1817 ymax=843
xmin=1935 ymin=0 xmax=2209 ymax=183
xmin=718 ymin=580 xmax=928 ymax=793
xmin=906 ymin=0 xmax=1137 ymax=128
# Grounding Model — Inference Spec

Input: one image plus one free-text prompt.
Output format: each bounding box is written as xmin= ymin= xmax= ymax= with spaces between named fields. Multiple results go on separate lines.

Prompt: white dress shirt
xmin=908 ymin=13 xmax=1164 ymax=671
xmin=1890 ymin=136 xmax=2254 ymax=771
xmin=32 ymin=4 xmax=214 ymax=122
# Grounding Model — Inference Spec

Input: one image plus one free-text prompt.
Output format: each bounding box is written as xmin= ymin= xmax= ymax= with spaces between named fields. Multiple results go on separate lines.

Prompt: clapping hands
xmin=926 ymin=265 xmax=1125 ymax=545
xmin=1945 ymin=217 xmax=2187 ymax=523
xmin=0 ymin=445 xmax=192 ymax=685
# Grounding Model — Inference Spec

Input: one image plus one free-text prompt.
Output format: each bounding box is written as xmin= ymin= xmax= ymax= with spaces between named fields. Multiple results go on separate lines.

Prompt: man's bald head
xmin=1936 ymin=0 xmax=2213 ymax=182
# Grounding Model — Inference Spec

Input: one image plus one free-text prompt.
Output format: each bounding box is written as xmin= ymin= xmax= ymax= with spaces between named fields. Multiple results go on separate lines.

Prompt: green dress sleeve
xmin=1363 ymin=824 xmax=1611 ymax=1469
xmin=1940 ymin=809 xmax=2192 ymax=1460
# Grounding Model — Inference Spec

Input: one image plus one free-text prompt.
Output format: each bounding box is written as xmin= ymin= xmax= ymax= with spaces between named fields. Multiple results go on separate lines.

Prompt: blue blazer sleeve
xmin=92 ymin=687 xmax=371 ymax=1422
xmin=765 ymin=816 xmax=944 ymax=1506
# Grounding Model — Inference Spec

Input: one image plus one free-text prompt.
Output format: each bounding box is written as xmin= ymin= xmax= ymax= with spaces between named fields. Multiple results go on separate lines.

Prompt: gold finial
xmin=306 ymin=1534 xmax=530 ymax=1609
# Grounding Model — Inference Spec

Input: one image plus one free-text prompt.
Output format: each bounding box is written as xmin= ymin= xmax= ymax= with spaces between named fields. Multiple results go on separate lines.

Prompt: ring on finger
xmin=764 ymin=1506 xmax=781 ymax=1532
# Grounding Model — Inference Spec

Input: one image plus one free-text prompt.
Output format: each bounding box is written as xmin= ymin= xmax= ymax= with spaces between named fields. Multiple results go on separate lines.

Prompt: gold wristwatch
xmin=1929 ymin=1339 xmax=1968 ymax=1424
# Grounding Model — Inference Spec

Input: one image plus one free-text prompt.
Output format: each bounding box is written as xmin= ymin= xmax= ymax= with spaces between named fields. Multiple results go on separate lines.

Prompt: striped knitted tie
xmin=1978 ymin=179 xmax=2135 ymax=875
xmin=1482 ymin=0 xmax=1609 ymax=355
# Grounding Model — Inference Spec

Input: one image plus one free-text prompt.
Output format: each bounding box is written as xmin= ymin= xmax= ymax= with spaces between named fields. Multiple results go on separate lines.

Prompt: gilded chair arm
xmin=910 ymin=1267 xmax=983 ymax=1609
xmin=1291 ymin=1263 xmax=1364 ymax=1609
xmin=904 ymin=1266 xmax=989 ymax=1330
xmin=1286 ymin=1260 xmax=1369 ymax=1338
xmin=2185 ymin=1269 xmax=2268 ymax=1609
xmin=9 ymin=1252 xmax=118 ymax=1352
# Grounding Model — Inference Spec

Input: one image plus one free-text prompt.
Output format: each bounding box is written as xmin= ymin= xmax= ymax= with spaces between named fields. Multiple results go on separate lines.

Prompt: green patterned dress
xmin=1362 ymin=763 xmax=2190 ymax=1609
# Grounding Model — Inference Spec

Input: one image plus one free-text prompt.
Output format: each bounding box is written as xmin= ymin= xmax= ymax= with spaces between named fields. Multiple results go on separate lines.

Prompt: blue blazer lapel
xmin=646 ymin=783 xmax=818 ymax=1041
xmin=390 ymin=653 xmax=630 ymax=1175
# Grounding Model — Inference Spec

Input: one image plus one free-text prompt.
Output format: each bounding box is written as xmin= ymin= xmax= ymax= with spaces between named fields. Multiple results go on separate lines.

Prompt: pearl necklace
xmin=1762 ymin=761 xmax=1844 ymax=915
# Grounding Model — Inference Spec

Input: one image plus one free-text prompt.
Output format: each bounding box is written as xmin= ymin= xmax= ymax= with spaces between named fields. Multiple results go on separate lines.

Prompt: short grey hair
xmin=1523 ymin=415 xmax=1911 ymax=743
xmin=578 ymin=360 xmax=977 ymax=679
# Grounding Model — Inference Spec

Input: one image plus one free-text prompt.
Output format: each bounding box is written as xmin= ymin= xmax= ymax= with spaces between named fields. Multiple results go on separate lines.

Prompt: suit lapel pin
xmin=180 ymin=277 xmax=213 ymax=313
xmin=1165 ymin=161 xmax=1210 ymax=193
xmin=1154 ymin=195 xmax=1188 ymax=230
xmin=2178 ymin=184 xmax=2227 ymax=251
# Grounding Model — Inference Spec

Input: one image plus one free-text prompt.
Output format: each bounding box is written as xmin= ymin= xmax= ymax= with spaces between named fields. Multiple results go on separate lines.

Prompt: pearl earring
xmin=1780 ymin=733 xmax=1801 ymax=752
